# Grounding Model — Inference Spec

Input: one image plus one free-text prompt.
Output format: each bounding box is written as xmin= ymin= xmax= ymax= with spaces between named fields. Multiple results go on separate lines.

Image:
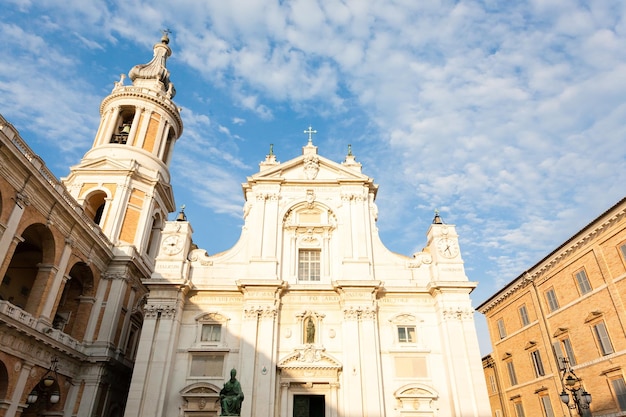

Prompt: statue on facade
xmin=220 ymin=368 xmax=244 ymax=416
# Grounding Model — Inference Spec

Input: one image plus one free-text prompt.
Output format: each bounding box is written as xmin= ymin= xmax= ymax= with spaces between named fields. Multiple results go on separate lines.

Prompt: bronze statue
xmin=220 ymin=368 xmax=244 ymax=416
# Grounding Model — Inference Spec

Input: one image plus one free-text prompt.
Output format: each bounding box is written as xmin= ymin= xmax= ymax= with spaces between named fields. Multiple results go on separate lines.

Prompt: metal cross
xmin=304 ymin=126 xmax=317 ymax=144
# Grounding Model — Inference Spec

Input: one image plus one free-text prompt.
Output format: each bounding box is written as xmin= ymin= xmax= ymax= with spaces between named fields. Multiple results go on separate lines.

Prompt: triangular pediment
xmin=69 ymin=156 xmax=136 ymax=173
xmin=250 ymin=153 xmax=371 ymax=184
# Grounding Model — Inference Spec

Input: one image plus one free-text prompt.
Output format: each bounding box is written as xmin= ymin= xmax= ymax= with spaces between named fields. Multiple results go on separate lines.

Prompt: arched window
xmin=110 ymin=108 xmax=135 ymax=144
xmin=146 ymin=213 xmax=163 ymax=256
xmin=83 ymin=191 xmax=107 ymax=226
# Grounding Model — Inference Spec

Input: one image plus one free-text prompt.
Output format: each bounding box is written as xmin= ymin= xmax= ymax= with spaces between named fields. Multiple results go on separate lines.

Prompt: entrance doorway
xmin=293 ymin=395 xmax=325 ymax=417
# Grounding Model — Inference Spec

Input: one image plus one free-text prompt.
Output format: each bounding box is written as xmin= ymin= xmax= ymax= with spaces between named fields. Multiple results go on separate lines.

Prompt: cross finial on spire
xmin=161 ymin=28 xmax=171 ymax=44
xmin=304 ymin=126 xmax=317 ymax=145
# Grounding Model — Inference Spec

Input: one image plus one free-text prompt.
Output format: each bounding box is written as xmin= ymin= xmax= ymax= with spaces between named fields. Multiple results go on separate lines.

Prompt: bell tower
xmin=63 ymin=33 xmax=183 ymax=261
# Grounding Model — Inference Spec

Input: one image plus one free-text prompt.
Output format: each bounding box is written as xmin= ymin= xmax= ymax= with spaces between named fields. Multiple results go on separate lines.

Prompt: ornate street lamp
xmin=559 ymin=358 xmax=591 ymax=416
xmin=26 ymin=357 xmax=61 ymax=407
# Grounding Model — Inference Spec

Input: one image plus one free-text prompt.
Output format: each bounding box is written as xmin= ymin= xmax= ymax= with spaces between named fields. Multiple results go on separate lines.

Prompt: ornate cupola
xmin=62 ymin=33 xmax=183 ymax=260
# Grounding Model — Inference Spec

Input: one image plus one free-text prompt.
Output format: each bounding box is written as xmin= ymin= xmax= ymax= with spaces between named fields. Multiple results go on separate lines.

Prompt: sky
xmin=1 ymin=0 xmax=625 ymax=356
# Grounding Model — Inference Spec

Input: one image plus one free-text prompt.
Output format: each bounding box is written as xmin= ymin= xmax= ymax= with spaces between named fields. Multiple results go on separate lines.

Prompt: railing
xmin=0 ymin=300 xmax=84 ymax=353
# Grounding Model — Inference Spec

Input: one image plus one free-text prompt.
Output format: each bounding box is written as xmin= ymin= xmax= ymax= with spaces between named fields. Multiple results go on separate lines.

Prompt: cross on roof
xmin=304 ymin=126 xmax=317 ymax=144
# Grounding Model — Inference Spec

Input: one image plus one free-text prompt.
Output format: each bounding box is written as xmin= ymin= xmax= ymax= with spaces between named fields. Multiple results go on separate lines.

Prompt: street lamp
xmin=26 ymin=357 xmax=61 ymax=408
xmin=559 ymin=358 xmax=591 ymax=416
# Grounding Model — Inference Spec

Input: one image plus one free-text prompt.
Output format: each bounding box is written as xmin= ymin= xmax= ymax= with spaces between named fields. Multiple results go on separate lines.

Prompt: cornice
xmin=478 ymin=198 xmax=626 ymax=314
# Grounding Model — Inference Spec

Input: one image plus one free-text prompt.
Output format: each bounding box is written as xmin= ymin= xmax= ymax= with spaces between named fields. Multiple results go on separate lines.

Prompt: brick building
xmin=478 ymin=197 xmax=626 ymax=417
xmin=0 ymin=33 xmax=181 ymax=416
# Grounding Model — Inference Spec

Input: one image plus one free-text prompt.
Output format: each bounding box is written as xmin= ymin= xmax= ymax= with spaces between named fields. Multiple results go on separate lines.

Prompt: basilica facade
xmin=0 ymin=36 xmax=489 ymax=417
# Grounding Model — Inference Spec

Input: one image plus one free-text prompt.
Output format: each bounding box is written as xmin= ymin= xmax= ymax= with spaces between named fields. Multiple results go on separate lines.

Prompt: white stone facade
xmin=124 ymin=141 xmax=491 ymax=417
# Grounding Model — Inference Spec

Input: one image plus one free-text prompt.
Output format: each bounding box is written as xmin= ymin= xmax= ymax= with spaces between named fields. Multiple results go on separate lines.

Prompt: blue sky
xmin=1 ymin=1 xmax=625 ymax=355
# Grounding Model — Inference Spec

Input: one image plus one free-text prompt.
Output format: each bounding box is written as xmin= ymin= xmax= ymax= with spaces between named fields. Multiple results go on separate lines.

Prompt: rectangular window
xmin=489 ymin=374 xmax=497 ymax=393
xmin=530 ymin=350 xmax=545 ymax=377
xmin=519 ymin=305 xmax=530 ymax=326
xmin=506 ymin=361 xmax=518 ymax=386
xmin=540 ymin=395 xmax=555 ymax=417
xmin=552 ymin=341 xmax=565 ymax=370
xmin=575 ymin=270 xmax=592 ymax=295
xmin=514 ymin=401 xmax=525 ymax=417
xmin=497 ymin=319 xmax=507 ymax=339
xmin=612 ymin=377 xmax=626 ymax=411
xmin=398 ymin=325 xmax=416 ymax=343
xmin=201 ymin=324 xmax=222 ymax=342
xmin=545 ymin=288 xmax=559 ymax=312
xmin=189 ymin=354 xmax=224 ymax=377
xmin=620 ymin=243 xmax=626 ymax=260
xmin=298 ymin=250 xmax=321 ymax=281
xmin=562 ymin=337 xmax=576 ymax=365
xmin=594 ymin=322 xmax=614 ymax=355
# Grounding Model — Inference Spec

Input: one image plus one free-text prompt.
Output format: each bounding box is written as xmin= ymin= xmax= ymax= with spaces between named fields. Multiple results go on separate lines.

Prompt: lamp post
xmin=559 ymin=358 xmax=591 ymax=416
xmin=26 ymin=357 xmax=61 ymax=409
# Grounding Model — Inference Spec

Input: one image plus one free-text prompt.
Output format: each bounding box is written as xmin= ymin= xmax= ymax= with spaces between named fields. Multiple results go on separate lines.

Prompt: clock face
xmin=437 ymin=237 xmax=459 ymax=258
xmin=162 ymin=235 xmax=183 ymax=255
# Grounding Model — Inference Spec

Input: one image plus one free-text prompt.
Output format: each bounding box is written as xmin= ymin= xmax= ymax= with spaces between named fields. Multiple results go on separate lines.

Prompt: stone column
xmin=359 ymin=308 xmax=383 ymax=417
xmin=127 ymin=109 xmax=142 ymax=147
xmin=340 ymin=306 xmax=362 ymax=417
xmin=239 ymin=307 xmax=260 ymax=417
xmin=83 ymin=276 xmax=109 ymax=342
xmin=103 ymin=106 xmax=121 ymax=144
xmin=96 ymin=273 xmax=127 ymax=343
xmin=0 ymin=193 xmax=28 ymax=269
xmin=124 ymin=300 xmax=182 ymax=417
xmin=254 ymin=307 xmax=277 ymax=417
xmin=5 ymin=362 xmax=33 ymax=417
xmin=123 ymin=313 xmax=158 ymax=417
xmin=279 ymin=382 xmax=289 ymax=417
xmin=40 ymin=239 xmax=73 ymax=322
xmin=329 ymin=382 xmax=339 ymax=417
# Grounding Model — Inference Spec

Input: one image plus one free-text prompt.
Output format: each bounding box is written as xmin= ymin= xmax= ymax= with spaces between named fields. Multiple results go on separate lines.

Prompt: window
xmin=612 ymin=377 xmax=626 ymax=411
xmin=562 ymin=338 xmax=576 ymax=365
xmin=506 ymin=361 xmax=518 ymax=386
xmin=530 ymin=350 xmax=545 ymax=377
xmin=519 ymin=305 xmax=530 ymax=326
xmin=189 ymin=354 xmax=224 ymax=377
xmin=593 ymin=322 xmax=614 ymax=355
xmin=495 ymin=410 xmax=503 ymax=417
xmin=575 ymin=270 xmax=592 ymax=295
xmin=298 ymin=250 xmax=320 ymax=281
xmin=398 ymin=326 xmax=416 ymax=343
xmin=201 ymin=324 xmax=222 ymax=342
xmin=497 ymin=319 xmax=507 ymax=339
xmin=545 ymin=288 xmax=559 ymax=312
xmin=489 ymin=374 xmax=497 ymax=393
xmin=620 ymin=243 xmax=626 ymax=260
xmin=540 ymin=395 xmax=555 ymax=417
xmin=513 ymin=401 xmax=525 ymax=417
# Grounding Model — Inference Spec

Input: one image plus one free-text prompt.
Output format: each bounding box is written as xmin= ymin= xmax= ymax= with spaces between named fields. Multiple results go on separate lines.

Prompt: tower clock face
xmin=162 ymin=235 xmax=183 ymax=255
xmin=437 ymin=237 xmax=459 ymax=258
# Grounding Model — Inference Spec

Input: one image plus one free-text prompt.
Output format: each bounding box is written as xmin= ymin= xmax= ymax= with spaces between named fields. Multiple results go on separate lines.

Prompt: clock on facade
xmin=162 ymin=235 xmax=183 ymax=255
xmin=437 ymin=237 xmax=459 ymax=258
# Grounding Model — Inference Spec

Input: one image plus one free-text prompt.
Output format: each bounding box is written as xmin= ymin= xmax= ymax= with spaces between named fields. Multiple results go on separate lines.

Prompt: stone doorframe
xmin=277 ymin=346 xmax=342 ymax=417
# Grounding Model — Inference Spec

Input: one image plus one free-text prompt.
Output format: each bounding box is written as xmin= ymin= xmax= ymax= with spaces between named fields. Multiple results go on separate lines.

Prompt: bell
xmin=120 ymin=124 xmax=131 ymax=135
